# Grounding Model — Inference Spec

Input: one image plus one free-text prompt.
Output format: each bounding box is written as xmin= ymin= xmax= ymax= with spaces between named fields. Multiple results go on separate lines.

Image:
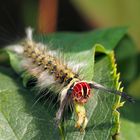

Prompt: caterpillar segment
xmin=23 ymin=35 xmax=79 ymax=86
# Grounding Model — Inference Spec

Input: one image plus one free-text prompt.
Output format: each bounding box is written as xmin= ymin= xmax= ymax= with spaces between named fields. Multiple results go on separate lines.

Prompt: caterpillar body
xmin=10 ymin=28 xmax=134 ymax=132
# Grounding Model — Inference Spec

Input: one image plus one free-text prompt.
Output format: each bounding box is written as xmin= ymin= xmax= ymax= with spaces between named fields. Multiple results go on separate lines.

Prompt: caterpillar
xmin=9 ymin=27 xmax=134 ymax=132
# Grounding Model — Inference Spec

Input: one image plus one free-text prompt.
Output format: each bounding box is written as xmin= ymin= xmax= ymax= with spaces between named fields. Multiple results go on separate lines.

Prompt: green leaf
xmin=63 ymin=53 xmax=121 ymax=140
xmin=0 ymin=67 xmax=61 ymax=140
xmin=0 ymin=27 xmax=127 ymax=139
xmin=120 ymin=100 xmax=140 ymax=140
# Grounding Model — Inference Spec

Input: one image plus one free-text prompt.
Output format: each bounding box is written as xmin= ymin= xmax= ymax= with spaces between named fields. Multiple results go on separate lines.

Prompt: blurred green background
xmin=0 ymin=0 xmax=140 ymax=139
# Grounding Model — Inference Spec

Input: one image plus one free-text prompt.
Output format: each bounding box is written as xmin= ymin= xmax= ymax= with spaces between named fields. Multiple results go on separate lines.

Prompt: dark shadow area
xmin=115 ymin=35 xmax=137 ymax=87
xmin=0 ymin=0 xmax=25 ymax=47
xmin=57 ymin=0 xmax=92 ymax=31
xmin=0 ymin=0 xmax=92 ymax=48
xmin=120 ymin=100 xmax=140 ymax=123
xmin=94 ymin=52 xmax=106 ymax=62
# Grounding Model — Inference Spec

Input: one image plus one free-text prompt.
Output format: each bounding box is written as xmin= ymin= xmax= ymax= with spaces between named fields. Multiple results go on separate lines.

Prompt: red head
xmin=71 ymin=81 xmax=91 ymax=104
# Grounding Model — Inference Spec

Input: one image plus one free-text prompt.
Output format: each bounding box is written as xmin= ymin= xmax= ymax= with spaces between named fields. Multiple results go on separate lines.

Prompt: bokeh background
xmin=0 ymin=0 xmax=140 ymax=139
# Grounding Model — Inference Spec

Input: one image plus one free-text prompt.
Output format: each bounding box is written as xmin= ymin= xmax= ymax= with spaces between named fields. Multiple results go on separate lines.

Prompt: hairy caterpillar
xmin=9 ymin=27 xmax=134 ymax=132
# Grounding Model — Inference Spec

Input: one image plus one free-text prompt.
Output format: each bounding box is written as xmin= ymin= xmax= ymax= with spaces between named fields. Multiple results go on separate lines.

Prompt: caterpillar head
xmin=71 ymin=81 xmax=91 ymax=104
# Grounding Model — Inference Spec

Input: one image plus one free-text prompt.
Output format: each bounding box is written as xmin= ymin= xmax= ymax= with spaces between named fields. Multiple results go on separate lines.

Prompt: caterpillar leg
xmin=74 ymin=102 xmax=88 ymax=131
xmin=55 ymin=87 xmax=70 ymax=125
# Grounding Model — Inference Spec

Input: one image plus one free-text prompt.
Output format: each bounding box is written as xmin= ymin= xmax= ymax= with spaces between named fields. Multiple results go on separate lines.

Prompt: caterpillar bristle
xmin=21 ymin=30 xmax=79 ymax=90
